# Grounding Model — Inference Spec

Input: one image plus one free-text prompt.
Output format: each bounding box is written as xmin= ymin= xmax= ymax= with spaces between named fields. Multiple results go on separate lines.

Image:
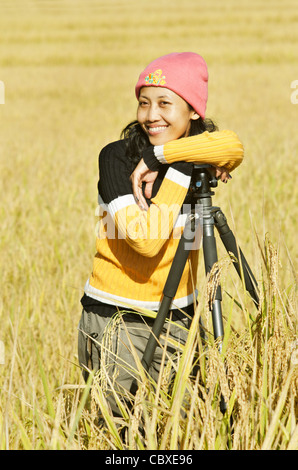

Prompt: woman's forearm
xmin=142 ymin=130 xmax=244 ymax=172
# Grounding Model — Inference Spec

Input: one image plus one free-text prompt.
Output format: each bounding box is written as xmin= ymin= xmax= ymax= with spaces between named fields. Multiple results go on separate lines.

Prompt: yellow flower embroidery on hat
xmin=145 ymin=69 xmax=166 ymax=86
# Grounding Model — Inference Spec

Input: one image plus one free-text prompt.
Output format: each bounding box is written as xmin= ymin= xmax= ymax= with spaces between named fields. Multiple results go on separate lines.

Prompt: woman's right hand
xmin=130 ymin=158 xmax=159 ymax=210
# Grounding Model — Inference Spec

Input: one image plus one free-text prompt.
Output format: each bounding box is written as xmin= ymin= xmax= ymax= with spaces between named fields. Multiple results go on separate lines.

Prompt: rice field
xmin=0 ymin=0 xmax=297 ymax=450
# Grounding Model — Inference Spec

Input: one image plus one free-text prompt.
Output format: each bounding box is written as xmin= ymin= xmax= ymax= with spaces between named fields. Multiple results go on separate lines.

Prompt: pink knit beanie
xmin=135 ymin=52 xmax=208 ymax=119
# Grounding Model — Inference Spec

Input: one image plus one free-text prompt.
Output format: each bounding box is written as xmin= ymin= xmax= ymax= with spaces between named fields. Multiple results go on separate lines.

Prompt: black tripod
xmin=130 ymin=165 xmax=259 ymax=412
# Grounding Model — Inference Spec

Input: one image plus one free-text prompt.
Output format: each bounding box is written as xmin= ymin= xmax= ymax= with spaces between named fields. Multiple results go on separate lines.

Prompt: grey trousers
xmin=78 ymin=308 xmax=192 ymax=414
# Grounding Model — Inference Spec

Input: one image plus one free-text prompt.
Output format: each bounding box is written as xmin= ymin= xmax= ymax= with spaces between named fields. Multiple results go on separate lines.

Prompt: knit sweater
xmin=82 ymin=130 xmax=244 ymax=315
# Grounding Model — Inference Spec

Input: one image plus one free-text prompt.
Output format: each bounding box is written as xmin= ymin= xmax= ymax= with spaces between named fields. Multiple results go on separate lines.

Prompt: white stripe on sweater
xmin=84 ymin=279 xmax=197 ymax=311
xmin=165 ymin=167 xmax=191 ymax=188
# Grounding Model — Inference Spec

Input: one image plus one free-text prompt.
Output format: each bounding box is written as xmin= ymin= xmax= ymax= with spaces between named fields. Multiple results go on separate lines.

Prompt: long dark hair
xmin=121 ymin=115 xmax=218 ymax=171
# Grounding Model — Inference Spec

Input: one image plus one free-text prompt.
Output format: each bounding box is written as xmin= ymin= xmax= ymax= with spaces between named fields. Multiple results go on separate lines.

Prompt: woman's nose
xmin=146 ymin=104 xmax=160 ymax=122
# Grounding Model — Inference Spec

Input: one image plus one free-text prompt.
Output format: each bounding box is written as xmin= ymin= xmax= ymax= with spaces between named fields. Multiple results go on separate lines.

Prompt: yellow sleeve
xmin=144 ymin=130 xmax=244 ymax=172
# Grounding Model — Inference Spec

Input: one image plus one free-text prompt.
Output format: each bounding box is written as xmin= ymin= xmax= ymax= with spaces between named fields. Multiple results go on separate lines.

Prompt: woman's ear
xmin=190 ymin=111 xmax=200 ymax=121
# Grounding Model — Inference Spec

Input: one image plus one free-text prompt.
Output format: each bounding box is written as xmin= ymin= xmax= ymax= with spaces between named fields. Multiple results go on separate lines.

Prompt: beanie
xmin=135 ymin=52 xmax=208 ymax=119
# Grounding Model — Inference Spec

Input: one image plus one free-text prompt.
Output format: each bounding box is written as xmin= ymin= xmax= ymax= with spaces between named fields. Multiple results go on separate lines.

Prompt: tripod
xmin=130 ymin=165 xmax=259 ymax=412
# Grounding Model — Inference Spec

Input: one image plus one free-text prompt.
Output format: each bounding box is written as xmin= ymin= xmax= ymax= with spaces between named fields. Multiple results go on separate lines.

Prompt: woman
xmin=78 ymin=52 xmax=244 ymax=414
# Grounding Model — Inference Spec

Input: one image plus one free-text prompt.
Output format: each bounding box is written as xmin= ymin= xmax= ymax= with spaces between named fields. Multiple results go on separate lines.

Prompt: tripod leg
xmin=214 ymin=210 xmax=259 ymax=308
xmin=201 ymin=204 xmax=224 ymax=343
xmin=200 ymin=200 xmax=227 ymax=415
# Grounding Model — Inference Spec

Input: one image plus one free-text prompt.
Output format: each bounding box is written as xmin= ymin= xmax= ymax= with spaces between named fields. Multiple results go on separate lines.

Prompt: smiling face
xmin=137 ymin=86 xmax=199 ymax=146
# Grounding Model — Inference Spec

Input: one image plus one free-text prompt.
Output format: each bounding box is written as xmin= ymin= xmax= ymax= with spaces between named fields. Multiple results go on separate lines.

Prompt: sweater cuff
xmin=142 ymin=146 xmax=163 ymax=171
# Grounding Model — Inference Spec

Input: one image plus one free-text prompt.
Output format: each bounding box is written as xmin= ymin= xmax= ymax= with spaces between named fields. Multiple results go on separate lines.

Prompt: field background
xmin=0 ymin=0 xmax=297 ymax=450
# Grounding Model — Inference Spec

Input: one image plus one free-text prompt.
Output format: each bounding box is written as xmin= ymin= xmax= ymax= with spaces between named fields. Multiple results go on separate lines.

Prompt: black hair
xmin=121 ymin=116 xmax=218 ymax=172
xmin=121 ymin=120 xmax=149 ymax=171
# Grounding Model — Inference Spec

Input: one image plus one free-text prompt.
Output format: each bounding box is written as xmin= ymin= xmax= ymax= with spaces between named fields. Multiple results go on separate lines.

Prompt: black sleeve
xmin=97 ymin=140 xmax=132 ymax=204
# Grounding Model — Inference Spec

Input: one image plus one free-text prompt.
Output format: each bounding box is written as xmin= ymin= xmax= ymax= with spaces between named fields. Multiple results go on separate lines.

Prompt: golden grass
xmin=0 ymin=0 xmax=297 ymax=450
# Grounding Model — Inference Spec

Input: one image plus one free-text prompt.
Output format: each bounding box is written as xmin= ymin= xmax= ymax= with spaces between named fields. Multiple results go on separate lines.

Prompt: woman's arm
xmin=142 ymin=130 xmax=244 ymax=172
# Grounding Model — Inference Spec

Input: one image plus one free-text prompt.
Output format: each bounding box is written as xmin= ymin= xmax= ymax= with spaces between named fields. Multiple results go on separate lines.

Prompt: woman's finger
xmin=136 ymin=186 xmax=148 ymax=210
xmin=213 ymin=165 xmax=232 ymax=183
xmin=130 ymin=159 xmax=155 ymax=210
xmin=131 ymin=176 xmax=148 ymax=210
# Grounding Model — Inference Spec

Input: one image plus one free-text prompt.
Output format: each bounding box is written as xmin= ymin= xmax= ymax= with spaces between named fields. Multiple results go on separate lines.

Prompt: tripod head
xmin=186 ymin=164 xmax=218 ymax=204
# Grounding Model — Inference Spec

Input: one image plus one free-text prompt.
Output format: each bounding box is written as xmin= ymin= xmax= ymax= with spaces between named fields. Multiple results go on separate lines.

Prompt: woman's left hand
xmin=130 ymin=158 xmax=159 ymax=210
xmin=213 ymin=165 xmax=232 ymax=183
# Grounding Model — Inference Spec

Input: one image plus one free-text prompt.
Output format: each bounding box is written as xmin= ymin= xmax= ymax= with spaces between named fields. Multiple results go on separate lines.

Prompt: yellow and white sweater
xmin=82 ymin=130 xmax=244 ymax=315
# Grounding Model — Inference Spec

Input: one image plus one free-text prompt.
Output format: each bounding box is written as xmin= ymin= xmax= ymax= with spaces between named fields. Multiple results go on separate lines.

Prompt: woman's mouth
xmin=146 ymin=125 xmax=168 ymax=135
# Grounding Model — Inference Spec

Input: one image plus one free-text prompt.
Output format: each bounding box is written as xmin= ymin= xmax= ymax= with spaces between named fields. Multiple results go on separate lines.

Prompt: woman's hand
xmin=130 ymin=158 xmax=158 ymax=210
xmin=213 ymin=165 xmax=232 ymax=183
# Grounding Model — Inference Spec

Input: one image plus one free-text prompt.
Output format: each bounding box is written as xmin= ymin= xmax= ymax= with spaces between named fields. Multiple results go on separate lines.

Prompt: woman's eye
xmin=139 ymin=101 xmax=148 ymax=107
